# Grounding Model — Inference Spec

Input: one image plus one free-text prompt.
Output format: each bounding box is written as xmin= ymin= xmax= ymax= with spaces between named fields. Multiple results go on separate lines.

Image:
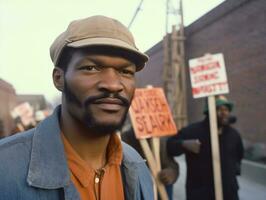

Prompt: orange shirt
xmin=61 ymin=133 xmax=125 ymax=200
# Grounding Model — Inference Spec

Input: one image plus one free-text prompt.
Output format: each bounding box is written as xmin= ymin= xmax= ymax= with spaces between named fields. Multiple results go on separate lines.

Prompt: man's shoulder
xmin=0 ymin=129 xmax=34 ymax=172
xmin=226 ymin=126 xmax=242 ymax=139
xmin=121 ymin=141 xmax=154 ymax=198
xmin=227 ymin=125 xmax=240 ymax=133
xmin=0 ymin=129 xmax=34 ymax=189
xmin=181 ymin=120 xmax=207 ymax=134
xmin=0 ymin=129 xmax=34 ymax=152
xmin=122 ymin=141 xmax=145 ymax=162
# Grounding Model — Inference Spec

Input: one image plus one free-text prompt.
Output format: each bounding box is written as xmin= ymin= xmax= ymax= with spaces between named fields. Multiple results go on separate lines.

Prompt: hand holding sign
xmin=182 ymin=139 xmax=201 ymax=154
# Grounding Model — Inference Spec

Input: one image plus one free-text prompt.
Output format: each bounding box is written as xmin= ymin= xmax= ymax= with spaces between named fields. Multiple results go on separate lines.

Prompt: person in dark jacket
xmin=167 ymin=95 xmax=244 ymax=200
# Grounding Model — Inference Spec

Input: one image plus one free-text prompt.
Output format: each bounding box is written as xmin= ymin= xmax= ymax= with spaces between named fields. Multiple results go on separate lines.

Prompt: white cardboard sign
xmin=11 ymin=102 xmax=34 ymax=126
xmin=189 ymin=53 xmax=229 ymax=98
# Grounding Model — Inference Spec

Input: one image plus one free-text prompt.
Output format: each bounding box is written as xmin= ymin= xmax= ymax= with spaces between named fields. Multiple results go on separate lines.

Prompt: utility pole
xmin=163 ymin=0 xmax=187 ymax=128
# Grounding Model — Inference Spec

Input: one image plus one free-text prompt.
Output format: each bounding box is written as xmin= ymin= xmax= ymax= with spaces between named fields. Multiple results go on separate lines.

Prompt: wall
xmin=138 ymin=0 xmax=266 ymax=154
xmin=184 ymin=0 xmax=266 ymax=145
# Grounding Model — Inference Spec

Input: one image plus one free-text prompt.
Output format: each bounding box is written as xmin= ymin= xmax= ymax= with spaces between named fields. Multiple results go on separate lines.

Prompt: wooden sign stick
xmin=146 ymin=85 xmax=164 ymax=198
xmin=146 ymin=85 xmax=162 ymax=171
xmin=151 ymin=137 xmax=161 ymax=200
xmin=147 ymin=84 xmax=162 ymax=179
xmin=151 ymin=137 xmax=161 ymax=170
xmin=139 ymin=139 xmax=168 ymax=200
xmin=208 ymin=96 xmax=223 ymax=200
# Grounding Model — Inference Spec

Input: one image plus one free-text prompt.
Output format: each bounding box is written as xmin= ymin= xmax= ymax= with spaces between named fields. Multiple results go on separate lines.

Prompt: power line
xmin=128 ymin=0 xmax=144 ymax=29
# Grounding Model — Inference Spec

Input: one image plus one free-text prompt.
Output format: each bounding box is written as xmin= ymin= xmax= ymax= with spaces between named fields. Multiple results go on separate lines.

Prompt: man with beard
xmin=0 ymin=16 xmax=153 ymax=200
xmin=167 ymin=95 xmax=244 ymax=200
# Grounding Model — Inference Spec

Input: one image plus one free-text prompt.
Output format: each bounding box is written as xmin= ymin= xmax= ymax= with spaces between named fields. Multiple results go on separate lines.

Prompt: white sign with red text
xmin=189 ymin=53 xmax=229 ymax=98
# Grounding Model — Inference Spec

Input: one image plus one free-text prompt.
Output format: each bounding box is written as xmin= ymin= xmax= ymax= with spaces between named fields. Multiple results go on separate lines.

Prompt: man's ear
xmin=53 ymin=67 xmax=64 ymax=92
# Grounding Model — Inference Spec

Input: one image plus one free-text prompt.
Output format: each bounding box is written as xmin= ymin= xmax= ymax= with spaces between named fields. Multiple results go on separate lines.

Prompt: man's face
xmin=217 ymin=105 xmax=230 ymax=126
xmin=62 ymin=49 xmax=136 ymax=136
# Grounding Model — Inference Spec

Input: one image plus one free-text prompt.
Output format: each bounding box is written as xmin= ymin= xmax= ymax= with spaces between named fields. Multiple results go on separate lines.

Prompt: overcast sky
xmin=0 ymin=0 xmax=224 ymax=102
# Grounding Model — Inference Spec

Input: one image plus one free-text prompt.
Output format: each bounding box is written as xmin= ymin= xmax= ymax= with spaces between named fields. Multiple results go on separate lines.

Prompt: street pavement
xmin=173 ymin=155 xmax=266 ymax=200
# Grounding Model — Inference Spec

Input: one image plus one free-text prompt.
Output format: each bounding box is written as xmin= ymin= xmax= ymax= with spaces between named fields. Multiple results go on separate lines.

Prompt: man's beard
xmin=63 ymin=80 xmax=130 ymax=136
xmin=217 ymin=116 xmax=229 ymax=127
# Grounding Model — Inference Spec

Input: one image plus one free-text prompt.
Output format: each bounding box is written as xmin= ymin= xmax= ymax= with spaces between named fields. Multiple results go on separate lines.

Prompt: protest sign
xmin=129 ymin=88 xmax=177 ymax=139
xmin=189 ymin=53 xmax=229 ymax=200
xmin=189 ymin=53 xmax=229 ymax=98
xmin=11 ymin=102 xmax=34 ymax=126
xmin=129 ymin=87 xmax=175 ymax=199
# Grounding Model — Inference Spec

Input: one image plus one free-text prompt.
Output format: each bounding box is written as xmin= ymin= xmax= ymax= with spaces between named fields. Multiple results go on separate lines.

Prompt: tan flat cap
xmin=50 ymin=15 xmax=148 ymax=71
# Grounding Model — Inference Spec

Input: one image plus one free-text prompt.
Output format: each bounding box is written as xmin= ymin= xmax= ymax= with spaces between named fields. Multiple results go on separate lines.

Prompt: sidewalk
xmin=173 ymin=156 xmax=266 ymax=200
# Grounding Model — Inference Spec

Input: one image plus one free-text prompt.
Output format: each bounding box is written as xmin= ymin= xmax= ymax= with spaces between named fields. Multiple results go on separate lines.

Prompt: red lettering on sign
xmin=190 ymin=61 xmax=220 ymax=74
xmin=193 ymin=72 xmax=219 ymax=84
xmin=192 ymin=82 xmax=228 ymax=96
xmin=129 ymin=88 xmax=177 ymax=139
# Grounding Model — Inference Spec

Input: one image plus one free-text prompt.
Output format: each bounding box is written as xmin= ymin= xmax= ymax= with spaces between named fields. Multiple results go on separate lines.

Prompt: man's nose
xmin=98 ymin=68 xmax=123 ymax=93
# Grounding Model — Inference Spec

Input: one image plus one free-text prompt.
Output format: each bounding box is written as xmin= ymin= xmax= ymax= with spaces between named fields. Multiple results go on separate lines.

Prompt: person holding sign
xmin=0 ymin=16 xmax=153 ymax=200
xmin=167 ymin=95 xmax=244 ymax=200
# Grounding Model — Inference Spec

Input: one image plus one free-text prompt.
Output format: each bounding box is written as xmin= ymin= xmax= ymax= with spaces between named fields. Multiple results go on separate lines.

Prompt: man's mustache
xmin=84 ymin=92 xmax=130 ymax=108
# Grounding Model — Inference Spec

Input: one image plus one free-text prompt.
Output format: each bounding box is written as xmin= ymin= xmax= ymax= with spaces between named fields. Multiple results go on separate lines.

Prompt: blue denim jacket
xmin=0 ymin=106 xmax=154 ymax=200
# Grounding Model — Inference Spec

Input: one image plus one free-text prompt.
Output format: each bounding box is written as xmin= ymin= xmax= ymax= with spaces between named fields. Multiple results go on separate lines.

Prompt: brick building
xmin=136 ymin=0 xmax=266 ymax=160
xmin=17 ymin=94 xmax=48 ymax=111
xmin=0 ymin=79 xmax=51 ymax=138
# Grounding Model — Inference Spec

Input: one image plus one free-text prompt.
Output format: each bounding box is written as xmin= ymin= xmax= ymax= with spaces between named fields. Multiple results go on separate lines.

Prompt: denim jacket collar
xmin=121 ymin=145 xmax=144 ymax=199
xmin=27 ymin=106 xmax=70 ymax=189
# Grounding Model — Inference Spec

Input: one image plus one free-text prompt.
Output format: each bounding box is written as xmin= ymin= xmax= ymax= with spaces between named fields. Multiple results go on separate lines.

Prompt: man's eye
xmin=79 ymin=65 xmax=99 ymax=71
xmin=120 ymin=69 xmax=135 ymax=76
